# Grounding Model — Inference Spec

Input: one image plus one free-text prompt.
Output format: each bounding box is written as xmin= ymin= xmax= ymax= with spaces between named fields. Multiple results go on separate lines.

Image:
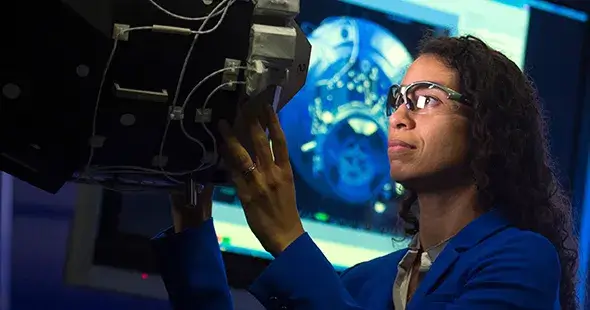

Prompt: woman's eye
xmin=415 ymin=95 xmax=439 ymax=109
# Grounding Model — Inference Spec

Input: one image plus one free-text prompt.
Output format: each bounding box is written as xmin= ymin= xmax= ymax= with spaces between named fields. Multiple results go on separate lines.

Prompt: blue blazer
xmin=152 ymin=209 xmax=561 ymax=310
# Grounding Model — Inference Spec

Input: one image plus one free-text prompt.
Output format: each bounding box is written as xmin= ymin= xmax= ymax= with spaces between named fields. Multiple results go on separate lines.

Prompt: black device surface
xmin=1 ymin=0 xmax=253 ymax=193
xmin=63 ymin=185 xmax=277 ymax=293
xmin=94 ymin=188 xmax=274 ymax=288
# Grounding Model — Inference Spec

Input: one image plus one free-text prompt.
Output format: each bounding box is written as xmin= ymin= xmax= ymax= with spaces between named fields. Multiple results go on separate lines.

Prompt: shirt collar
xmin=399 ymin=234 xmax=450 ymax=270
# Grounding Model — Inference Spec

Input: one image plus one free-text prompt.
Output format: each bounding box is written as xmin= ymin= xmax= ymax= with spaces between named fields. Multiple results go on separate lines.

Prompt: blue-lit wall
xmin=573 ymin=21 xmax=590 ymax=308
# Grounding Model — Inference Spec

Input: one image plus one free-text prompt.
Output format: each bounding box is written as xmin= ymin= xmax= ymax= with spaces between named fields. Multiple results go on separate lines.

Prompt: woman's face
xmin=388 ymin=54 xmax=471 ymax=187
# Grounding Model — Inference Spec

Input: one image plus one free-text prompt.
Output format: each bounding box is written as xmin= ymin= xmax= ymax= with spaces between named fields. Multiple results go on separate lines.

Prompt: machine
xmin=0 ymin=0 xmax=311 ymax=203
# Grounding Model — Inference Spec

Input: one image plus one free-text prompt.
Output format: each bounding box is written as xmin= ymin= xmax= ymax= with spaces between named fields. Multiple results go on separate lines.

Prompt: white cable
xmin=89 ymin=166 xmax=189 ymax=175
xmin=148 ymin=0 xmax=228 ymax=21
xmin=178 ymin=67 xmax=248 ymax=169
xmin=155 ymin=0 xmax=232 ymax=182
xmin=157 ymin=65 xmax=247 ymax=177
xmin=170 ymin=0 xmax=233 ymax=108
xmin=84 ymin=0 xmax=236 ymax=184
xmin=181 ymin=66 xmax=248 ymax=110
xmin=181 ymin=81 xmax=246 ymax=170
xmin=84 ymin=26 xmax=154 ymax=174
xmin=96 ymin=68 xmax=247 ymax=179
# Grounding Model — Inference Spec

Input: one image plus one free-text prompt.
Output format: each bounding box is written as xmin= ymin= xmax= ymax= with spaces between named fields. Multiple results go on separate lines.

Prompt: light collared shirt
xmin=393 ymin=235 xmax=449 ymax=310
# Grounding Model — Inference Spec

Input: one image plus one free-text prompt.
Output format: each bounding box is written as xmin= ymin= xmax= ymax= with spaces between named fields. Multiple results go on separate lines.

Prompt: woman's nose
xmin=389 ymin=105 xmax=415 ymax=130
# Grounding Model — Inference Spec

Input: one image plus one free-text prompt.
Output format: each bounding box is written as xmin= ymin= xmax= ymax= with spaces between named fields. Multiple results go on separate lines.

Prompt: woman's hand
xmin=219 ymin=103 xmax=304 ymax=256
xmin=169 ymin=184 xmax=214 ymax=233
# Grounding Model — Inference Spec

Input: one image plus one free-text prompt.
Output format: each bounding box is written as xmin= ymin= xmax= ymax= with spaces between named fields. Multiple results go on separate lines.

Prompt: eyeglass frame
xmin=386 ymin=81 xmax=469 ymax=116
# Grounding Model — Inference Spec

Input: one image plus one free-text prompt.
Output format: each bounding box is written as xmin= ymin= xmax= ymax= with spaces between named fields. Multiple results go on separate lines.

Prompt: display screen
xmin=209 ymin=0 xmax=588 ymax=271
xmin=92 ymin=0 xmax=587 ymax=280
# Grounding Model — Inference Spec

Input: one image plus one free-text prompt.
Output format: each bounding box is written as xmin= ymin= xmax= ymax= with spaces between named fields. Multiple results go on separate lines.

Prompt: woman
xmin=152 ymin=35 xmax=578 ymax=310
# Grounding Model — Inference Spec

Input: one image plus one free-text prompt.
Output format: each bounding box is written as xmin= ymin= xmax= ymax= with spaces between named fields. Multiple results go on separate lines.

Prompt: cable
xmin=90 ymin=166 xmax=190 ymax=176
xmin=155 ymin=0 xmax=232 ymax=182
xmin=157 ymin=67 xmax=247 ymax=175
xmin=148 ymin=0 xmax=227 ymax=21
xmin=90 ymin=67 xmax=248 ymax=180
xmin=170 ymin=0 xmax=233 ymax=109
xmin=181 ymin=66 xmax=249 ymax=111
xmin=84 ymin=25 xmax=154 ymax=175
xmin=181 ymin=80 xmax=246 ymax=170
xmin=83 ymin=0 xmax=236 ymax=185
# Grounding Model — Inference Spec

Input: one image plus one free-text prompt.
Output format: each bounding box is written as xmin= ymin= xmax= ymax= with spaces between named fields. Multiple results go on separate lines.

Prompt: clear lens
xmin=387 ymin=82 xmax=463 ymax=116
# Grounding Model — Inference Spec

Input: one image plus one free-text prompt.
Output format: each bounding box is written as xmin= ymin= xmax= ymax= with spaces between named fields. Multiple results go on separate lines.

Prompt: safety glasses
xmin=386 ymin=81 xmax=468 ymax=116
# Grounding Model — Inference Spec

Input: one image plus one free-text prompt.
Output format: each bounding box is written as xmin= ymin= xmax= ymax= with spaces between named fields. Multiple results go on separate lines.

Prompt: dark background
xmin=1 ymin=0 xmax=590 ymax=309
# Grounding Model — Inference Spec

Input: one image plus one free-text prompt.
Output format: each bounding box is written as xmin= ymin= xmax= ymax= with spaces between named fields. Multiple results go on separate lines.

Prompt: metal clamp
xmin=221 ymin=58 xmax=243 ymax=91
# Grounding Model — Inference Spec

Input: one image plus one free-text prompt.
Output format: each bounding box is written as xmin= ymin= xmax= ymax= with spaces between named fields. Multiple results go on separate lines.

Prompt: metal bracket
xmin=221 ymin=58 xmax=242 ymax=90
xmin=168 ymin=106 xmax=184 ymax=121
xmin=112 ymin=23 xmax=130 ymax=41
xmin=195 ymin=108 xmax=213 ymax=123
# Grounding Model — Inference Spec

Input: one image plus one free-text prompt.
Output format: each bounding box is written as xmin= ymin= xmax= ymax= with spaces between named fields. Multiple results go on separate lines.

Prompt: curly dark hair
xmin=397 ymin=35 xmax=579 ymax=310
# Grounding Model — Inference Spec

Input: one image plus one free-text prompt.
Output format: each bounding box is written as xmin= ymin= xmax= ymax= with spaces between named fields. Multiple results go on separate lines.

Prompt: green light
xmin=395 ymin=183 xmax=405 ymax=196
xmin=220 ymin=187 xmax=236 ymax=196
xmin=314 ymin=212 xmax=329 ymax=222
xmin=221 ymin=237 xmax=231 ymax=245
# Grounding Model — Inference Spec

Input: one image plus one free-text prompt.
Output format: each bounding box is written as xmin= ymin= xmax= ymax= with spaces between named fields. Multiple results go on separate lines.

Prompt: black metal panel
xmin=0 ymin=0 xmax=254 ymax=193
xmin=1 ymin=1 xmax=110 ymax=193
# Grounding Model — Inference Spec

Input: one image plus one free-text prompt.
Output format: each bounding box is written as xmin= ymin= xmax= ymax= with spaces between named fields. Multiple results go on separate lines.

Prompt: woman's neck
xmin=416 ymin=184 xmax=483 ymax=250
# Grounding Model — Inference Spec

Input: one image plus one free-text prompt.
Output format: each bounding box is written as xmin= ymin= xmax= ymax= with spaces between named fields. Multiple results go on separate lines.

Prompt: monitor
xmin=211 ymin=0 xmax=588 ymax=272
xmin=63 ymin=0 xmax=588 ymax=299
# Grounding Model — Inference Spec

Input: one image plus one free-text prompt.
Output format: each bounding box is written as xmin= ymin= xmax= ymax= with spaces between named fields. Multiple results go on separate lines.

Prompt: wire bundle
xmin=82 ymin=0 xmax=247 ymax=189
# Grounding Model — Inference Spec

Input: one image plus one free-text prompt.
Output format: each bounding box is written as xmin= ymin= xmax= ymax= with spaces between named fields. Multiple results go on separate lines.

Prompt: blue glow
xmin=491 ymin=0 xmax=586 ymax=22
xmin=528 ymin=0 xmax=588 ymax=22
xmin=339 ymin=0 xmax=459 ymax=32
xmin=578 ymin=151 xmax=590 ymax=307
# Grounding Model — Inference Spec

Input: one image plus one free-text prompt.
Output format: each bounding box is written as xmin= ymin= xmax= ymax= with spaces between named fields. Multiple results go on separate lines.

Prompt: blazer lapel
xmin=408 ymin=245 xmax=459 ymax=308
xmin=407 ymin=209 xmax=510 ymax=308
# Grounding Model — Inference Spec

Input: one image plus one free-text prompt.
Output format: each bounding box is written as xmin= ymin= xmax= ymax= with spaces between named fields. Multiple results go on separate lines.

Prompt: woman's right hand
xmin=169 ymin=184 xmax=214 ymax=233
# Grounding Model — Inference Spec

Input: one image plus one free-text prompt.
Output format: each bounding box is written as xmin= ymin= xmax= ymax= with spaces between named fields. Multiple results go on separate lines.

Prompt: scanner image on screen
xmin=210 ymin=0 xmax=534 ymax=270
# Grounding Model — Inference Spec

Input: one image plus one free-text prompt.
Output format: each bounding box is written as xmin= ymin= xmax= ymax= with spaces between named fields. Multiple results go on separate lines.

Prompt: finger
xmin=231 ymin=172 xmax=251 ymax=204
xmin=265 ymin=104 xmax=290 ymax=166
xmin=219 ymin=120 xmax=262 ymax=179
xmin=257 ymin=102 xmax=271 ymax=130
xmin=245 ymin=103 xmax=274 ymax=169
xmin=231 ymin=171 xmax=264 ymax=207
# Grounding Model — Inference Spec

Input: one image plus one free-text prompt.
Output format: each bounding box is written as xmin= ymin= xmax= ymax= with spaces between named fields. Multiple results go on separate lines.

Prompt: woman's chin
xmin=389 ymin=167 xmax=411 ymax=183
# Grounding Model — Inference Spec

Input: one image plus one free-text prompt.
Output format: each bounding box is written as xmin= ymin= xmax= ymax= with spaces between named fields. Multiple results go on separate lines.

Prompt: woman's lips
xmin=388 ymin=139 xmax=415 ymax=149
xmin=387 ymin=139 xmax=416 ymax=156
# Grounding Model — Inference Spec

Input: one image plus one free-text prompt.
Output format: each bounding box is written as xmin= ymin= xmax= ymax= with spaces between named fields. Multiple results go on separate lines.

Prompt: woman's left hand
xmin=218 ymin=103 xmax=304 ymax=256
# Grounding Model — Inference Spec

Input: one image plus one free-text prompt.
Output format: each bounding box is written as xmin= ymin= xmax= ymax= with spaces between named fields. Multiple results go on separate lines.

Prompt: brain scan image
xmin=280 ymin=17 xmax=412 ymax=205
